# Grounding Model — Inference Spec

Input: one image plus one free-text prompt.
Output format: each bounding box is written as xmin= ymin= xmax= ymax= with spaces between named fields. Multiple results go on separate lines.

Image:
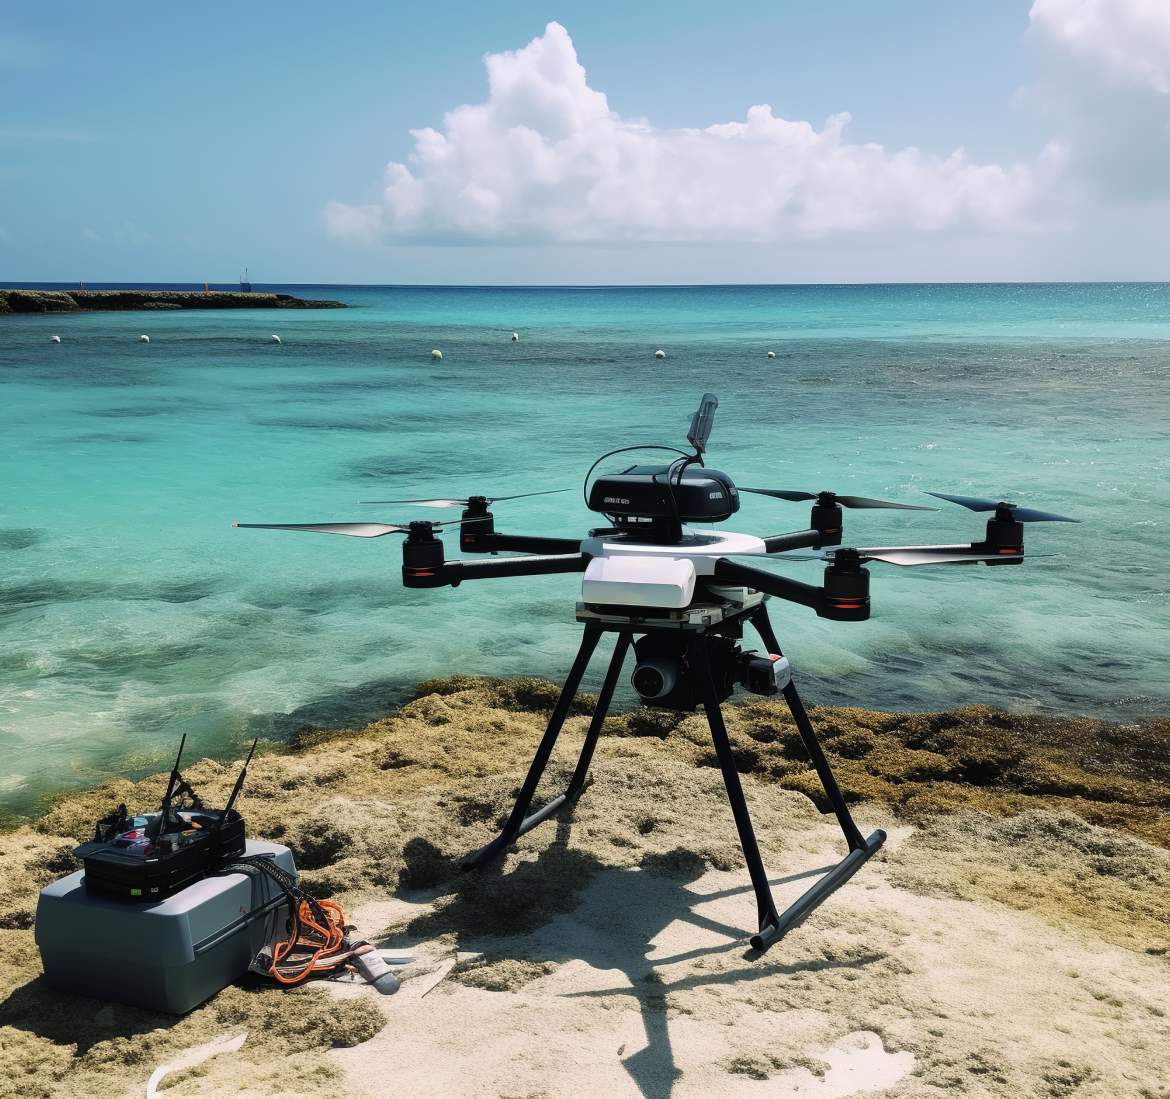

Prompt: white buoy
xmin=767 ymin=351 xmax=776 ymax=358
xmin=271 ymin=335 xmax=282 ymax=344
xmin=140 ymin=335 xmax=150 ymax=342
xmin=511 ymin=332 xmax=519 ymax=341
xmin=431 ymin=349 xmax=443 ymax=360
xmin=655 ymin=349 xmax=666 ymax=359
xmin=50 ymin=335 xmax=61 ymax=343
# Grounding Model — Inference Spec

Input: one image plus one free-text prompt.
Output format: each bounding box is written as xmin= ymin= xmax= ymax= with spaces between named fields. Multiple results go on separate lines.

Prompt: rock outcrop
xmin=0 ymin=289 xmax=347 ymax=314
xmin=0 ymin=290 xmax=82 ymax=313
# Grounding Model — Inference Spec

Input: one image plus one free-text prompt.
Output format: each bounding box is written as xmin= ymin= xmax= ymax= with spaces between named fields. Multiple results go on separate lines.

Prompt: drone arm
xmin=712 ymin=558 xmax=827 ymax=615
xmin=461 ymin=531 xmax=583 ymax=555
xmin=403 ymin=552 xmax=589 ymax=589
xmin=762 ymin=529 xmax=825 ymax=554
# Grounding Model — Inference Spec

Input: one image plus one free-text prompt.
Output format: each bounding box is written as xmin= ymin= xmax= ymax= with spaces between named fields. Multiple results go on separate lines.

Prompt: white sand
xmin=324 ymin=814 xmax=1170 ymax=1098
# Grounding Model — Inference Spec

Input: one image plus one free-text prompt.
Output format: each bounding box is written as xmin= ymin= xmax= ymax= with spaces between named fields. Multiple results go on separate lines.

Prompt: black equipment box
xmin=73 ymin=735 xmax=255 ymax=903
xmin=75 ymin=808 xmax=246 ymax=902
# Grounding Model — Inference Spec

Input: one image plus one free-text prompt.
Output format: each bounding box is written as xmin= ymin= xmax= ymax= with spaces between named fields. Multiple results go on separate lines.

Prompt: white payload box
xmin=35 ymin=840 xmax=296 ymax=1014
xmin=581 ymin=554 xmax=697 ymax=608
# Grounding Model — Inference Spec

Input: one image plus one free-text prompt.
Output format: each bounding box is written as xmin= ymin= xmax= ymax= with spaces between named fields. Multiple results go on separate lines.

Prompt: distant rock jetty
xmin=0 ymin=289 xmax=348 ymax=314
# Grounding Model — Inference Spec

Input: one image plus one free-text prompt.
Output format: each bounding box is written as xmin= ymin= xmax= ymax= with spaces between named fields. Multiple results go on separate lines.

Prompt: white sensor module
xmin=581 ymin=555 xmax=697 ymax=608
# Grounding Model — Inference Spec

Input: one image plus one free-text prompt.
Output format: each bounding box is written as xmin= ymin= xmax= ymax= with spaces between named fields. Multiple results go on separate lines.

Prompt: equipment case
xmin=35 ymin=840 xmax=296 ymax=1014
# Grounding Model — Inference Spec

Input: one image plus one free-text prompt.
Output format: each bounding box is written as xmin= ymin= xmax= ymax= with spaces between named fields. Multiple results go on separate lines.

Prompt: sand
xmin=1 ymin=677 xmax=1168 ymax=1097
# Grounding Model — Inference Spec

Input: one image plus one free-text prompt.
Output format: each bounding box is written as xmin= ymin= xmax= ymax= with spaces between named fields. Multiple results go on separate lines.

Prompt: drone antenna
xmin=687 ymin=393 xmax=718 ymax=457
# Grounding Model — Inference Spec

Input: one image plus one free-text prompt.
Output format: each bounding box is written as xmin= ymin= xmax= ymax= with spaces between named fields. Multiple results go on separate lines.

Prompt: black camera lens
xmin=632 ymin=665 xmax=664 ymax=697
xmin=631 ymin=658 xmax=677 ymax=700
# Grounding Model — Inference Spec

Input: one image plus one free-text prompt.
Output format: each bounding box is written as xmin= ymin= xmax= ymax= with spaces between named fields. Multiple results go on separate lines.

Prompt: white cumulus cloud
xmin=1031 ymin=0 xmax=1170 ymax=94
xmin=1028 ymin=0 xmax=1170 ymax=199
xmin=325 ymin=22 xmax=1053 ymax=245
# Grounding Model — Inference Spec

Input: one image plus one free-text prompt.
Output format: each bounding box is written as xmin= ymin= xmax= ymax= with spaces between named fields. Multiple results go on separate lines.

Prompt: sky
xmin=2 ymin=0 xmax=1170 ymax=285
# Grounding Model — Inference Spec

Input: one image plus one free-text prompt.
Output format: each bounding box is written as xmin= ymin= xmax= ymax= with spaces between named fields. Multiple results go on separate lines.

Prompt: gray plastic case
xmin=35 ymin=840 xmax=297 ymax=1014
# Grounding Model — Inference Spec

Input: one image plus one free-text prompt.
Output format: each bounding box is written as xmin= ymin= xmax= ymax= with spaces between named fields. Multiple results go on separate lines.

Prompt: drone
xmin=235 ymin=394 xmax=1077 ymax=951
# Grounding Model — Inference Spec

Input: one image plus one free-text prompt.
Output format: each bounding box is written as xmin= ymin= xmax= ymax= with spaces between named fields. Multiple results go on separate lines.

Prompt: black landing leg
xmin=462 ymin=628 xmax=632 ymax=870
xmin=690 ymin=636 xmax=783 ymax=948
xmin=745 ymin=604 xmax=886 ymax=949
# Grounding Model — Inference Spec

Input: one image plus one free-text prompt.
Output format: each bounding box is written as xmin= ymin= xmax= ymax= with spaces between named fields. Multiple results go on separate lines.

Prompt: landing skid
xmin=463 ymin=602 xmax=885 ymax=951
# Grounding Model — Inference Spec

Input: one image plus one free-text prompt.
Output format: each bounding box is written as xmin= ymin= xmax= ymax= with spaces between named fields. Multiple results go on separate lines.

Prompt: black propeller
xmin=739 ymin=487 xmax=937 ymax=511
xmin=232 ymin=518 xmax=459 ymax=538
xmin=358 ymin=489 xmax=569 ymax=508
xmin=924 ymin=492 xmax=1079 ymax=523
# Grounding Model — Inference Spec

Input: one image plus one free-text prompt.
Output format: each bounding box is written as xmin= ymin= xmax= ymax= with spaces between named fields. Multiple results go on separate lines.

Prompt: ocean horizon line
xmin=6 ymin=279 xmax=1170 ymax=292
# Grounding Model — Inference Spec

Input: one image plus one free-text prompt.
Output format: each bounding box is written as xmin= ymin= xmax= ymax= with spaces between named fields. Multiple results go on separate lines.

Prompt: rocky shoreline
xmin=0 ymin=288 xmax=348 ymax=314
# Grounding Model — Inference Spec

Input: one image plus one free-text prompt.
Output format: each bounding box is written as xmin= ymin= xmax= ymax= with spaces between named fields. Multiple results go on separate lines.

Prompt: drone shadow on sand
xmin=390 ymin=815 xmax=887 ymax=1099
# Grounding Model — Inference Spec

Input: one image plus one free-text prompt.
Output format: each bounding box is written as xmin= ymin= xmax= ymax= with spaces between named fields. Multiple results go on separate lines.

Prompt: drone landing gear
xmin=462 ymin=607 xmax=884 ymax=951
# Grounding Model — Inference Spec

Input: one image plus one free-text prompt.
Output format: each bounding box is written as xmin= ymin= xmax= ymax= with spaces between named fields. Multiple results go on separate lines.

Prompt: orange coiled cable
xmin=270 ymin=898 xmax=349 ymax=984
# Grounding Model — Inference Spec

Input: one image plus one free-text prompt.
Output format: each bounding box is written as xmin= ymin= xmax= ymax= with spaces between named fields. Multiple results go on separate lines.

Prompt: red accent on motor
xmin=822 ymin=549 xmax=870 ymax=621
xmin=460 ymin=503 xmax=495 ymax=553
xmin=402 ymin=524 xmax=446 ymax=587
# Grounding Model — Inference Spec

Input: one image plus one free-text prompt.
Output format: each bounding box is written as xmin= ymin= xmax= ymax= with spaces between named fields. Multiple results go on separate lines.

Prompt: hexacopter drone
xmin=236 ymin=393 xmax=1077 ymax=951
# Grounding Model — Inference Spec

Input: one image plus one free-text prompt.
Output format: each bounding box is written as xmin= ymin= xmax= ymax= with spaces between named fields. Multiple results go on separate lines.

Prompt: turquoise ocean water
xmin=2 ymin=283 xmax=1168 ymax=817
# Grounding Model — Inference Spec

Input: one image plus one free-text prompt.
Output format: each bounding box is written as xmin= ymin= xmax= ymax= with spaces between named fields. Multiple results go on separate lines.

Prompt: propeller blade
xmin=730 ymin=546 xmax=1050 ymax=566
xmin=232 ymin=521 xmax=452 ymax=537
xmin=858 ymin=549 xmax=1027 ymax=566
xmin=827 ymin=545 xmax=1052 ymax=566
xmin=486 ymin=489 xmax=570 ymax=504
xmin=358 ymin=489 xmax=569 ymax=507
xmin=358 ymin=499 xmax=466 ymax=508
xmin=740 ymin=487 xmax=935 ymax=510
xmin=835 ymin=495 xmax=938 ymax=511
xmin=923 ymin=492 xmax=997 ymax=511
xmin=738 ymin=487 xmax=817 ymax=502
xmin=739 ymin=550 xmax=1034 ymax=566
xmin=1002 ymin=508 xmax=1079 ymax=524
xmin=924 ymin=492 xmax=1079 ymax=523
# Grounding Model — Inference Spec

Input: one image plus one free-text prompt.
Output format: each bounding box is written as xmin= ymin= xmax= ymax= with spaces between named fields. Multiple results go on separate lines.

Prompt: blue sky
xmin=2 ymin=0 xmax=1169 ymax=284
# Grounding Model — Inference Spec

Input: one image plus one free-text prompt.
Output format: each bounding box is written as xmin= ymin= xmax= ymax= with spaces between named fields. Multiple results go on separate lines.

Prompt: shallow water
xmin=1 ymin=283 xmax=1168 ymax=814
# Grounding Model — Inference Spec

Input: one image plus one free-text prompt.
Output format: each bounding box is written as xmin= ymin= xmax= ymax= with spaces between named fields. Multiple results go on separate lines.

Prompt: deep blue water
xmin=1 ymin=283 xmax=1167 ymax=816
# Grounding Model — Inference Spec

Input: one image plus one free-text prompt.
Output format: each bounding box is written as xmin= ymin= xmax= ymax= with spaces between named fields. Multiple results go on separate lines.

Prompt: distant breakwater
xmin=0 ymin=288 xmax=348 ymax=314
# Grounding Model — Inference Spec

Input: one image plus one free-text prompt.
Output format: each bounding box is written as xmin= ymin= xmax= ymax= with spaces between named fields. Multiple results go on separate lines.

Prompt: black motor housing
xmin=976 ymin=516 xmax=1026 ymax=566
xmin=588 ymin=465 xmax=739 ymax=524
